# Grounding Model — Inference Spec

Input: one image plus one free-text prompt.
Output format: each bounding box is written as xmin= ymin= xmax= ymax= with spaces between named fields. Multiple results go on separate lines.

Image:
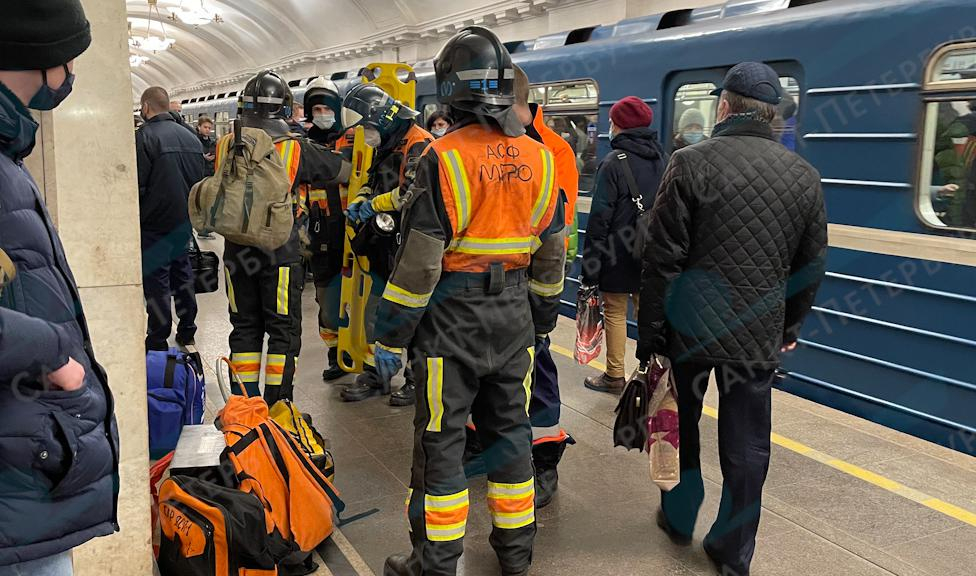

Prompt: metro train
xmin=182 ymin=0 xmax=976 ymax=456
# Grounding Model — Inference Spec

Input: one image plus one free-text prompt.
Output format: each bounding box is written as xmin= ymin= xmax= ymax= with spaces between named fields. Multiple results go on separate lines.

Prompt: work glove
xmin=374 ymin=344 xmax=404 ymax=384
xmin=346 ymin=197 xmax=377 ymax=224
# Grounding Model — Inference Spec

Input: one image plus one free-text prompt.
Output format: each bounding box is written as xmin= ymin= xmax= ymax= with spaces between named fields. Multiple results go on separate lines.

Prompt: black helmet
xmin=434 ymin=26 xmax=522 ymax=137
xmin=239 ymin=70 xmax=293 ymax=136
xmin=341 ymin=82 xmax=419 ymax=143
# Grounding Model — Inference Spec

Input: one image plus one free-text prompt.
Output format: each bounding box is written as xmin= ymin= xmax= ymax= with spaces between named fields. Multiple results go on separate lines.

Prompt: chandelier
xmin=168 ymin=0 xmax=223 ymax=26
xmin=128 ymin=0 xmax=175 ymax=53
xmin=129 ymin=54 xmax=150 ymax=67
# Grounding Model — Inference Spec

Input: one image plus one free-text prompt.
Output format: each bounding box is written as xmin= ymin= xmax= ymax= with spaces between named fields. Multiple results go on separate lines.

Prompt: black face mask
xmin=28 ymin=65 xmax=75 ymax=111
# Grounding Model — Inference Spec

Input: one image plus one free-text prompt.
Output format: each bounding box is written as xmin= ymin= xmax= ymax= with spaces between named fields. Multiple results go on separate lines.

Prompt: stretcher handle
xmin=216 ymin=356 xmax=256 ymax=401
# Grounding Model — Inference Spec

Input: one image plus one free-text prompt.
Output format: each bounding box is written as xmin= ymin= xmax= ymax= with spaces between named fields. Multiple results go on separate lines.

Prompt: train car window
xmin=917 ymin=43 xmax=976 ymax=231
xmin=544 ymin=82 xmax=598 ymax=107
xmin=529 ymin=86 xmax=545 ymax=104
xmin=774 ymin=76 xmax=801 ymax=152
xmin=672 ymin=82 xmax=718 ymax=150
xmin=545 ymin=113 xmax=599 ymax=193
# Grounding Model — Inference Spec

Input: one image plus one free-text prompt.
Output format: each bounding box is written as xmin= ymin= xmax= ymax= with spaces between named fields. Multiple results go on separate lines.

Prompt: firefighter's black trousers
xmin=223 ymin=241 xmax=304 ymax=404
xmin=404 ymin=270 xmax=537 ymax=575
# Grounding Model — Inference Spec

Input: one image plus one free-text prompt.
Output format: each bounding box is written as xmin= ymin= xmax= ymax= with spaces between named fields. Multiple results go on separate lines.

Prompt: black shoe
xmin=322 ymin=364 xmax=346 ymax=382
xmin=534 ymin=467 xmax=558 ymax=509
xmin=584 ymin=373 xmax=626 ymax=394
xmin=702 ymin=541 xmax=746 ymax=576
xmin=656 ymin=508 xmax=692 ymax=546
xmin=340 ymin=370 xmax=388 ymax=402
xmin=383 ymin=553 xmax=415 ymax=576
xmin=390 ymin=382 xmax=416 ymax=406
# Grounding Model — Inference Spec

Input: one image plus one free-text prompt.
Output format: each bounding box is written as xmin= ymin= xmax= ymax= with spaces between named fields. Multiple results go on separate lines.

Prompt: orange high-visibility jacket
xmin=532 ymin=105 xmax=579 ymax=233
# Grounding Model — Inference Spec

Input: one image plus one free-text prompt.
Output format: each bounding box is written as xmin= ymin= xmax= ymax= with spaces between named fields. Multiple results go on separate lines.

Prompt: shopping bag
xmin=574 ymin=285 xmax=604 ymax=365
xmin=613 ymin=366 xmax=652 ymax=451
xmin=646 ymin=355 xmax=680 ymax=491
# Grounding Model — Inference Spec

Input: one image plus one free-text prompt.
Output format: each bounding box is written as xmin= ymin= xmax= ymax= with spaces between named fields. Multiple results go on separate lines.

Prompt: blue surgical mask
xmin=683 ymin=130 xmax=704 ymax=145
xmin=28 ymin=65 xmax=75 ymax=111
xmin=431 ymin=127 xmax=447 ymax=138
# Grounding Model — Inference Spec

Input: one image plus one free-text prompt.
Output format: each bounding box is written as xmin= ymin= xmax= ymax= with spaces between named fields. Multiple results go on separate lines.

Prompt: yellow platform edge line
xmin=549 ymin=344 xmax=976 ymax=528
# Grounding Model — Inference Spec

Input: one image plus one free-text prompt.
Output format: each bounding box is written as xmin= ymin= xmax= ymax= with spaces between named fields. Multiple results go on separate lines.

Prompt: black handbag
xmin=188 ymin=237 xmax=220 ymax=294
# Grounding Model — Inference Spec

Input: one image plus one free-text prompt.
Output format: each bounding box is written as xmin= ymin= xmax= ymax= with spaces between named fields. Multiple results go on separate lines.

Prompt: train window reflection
xmin=546 ymin=114 xmax=599 ymax=193
xmin=918 ymin=99 xmax=976 ymax=230
xmin=534 ymin=81 xmax=598 ymax=108
xmin=673 ymin=82 xmax=718 ymax=150
xmin=529 ymin=87 xmax=545 ymax=104
xmin=774 ymin=76 xmax=801 ymax=152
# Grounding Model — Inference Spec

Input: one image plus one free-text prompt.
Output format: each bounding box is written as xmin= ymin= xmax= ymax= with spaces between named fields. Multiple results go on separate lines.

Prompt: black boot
xmin=656 ymin=508 xmax=692 ymax=546
xmin=322 ymin=347 xmax=346 ymax=382
xmin=383 ymin=553 xmax=418 ymax=576
xmin=532 ymin=435 xmax=575 ymax=509
xmin=389 ymin=382 xmax=416 ymax=406
xmin=340 ymin=367 xmax=389 ymax=402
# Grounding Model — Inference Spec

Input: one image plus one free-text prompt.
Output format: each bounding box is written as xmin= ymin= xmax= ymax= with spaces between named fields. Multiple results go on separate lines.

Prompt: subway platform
xmin=187 ymin=240 xmax=976 ymax=576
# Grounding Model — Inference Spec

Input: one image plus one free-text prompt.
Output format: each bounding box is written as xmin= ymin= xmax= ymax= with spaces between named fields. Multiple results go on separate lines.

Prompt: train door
xmin=663 ymin=64 xmax=804 ymax=154
xmin=531 ymin=79 xmax=600 ymax=194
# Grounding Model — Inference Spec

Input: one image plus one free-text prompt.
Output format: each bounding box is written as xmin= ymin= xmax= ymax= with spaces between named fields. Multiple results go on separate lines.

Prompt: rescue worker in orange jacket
xmin=339 ymin=83 xmax=434 ymax=404
xmin=303 ymin=77 xmax=351 ymax=382
xmin=217 ymin=70 xmax=349 ymax=404
xmin=377 ymin=27 xmax=566 ymax=576
xmin=512 ymin=65 xmax=580 ymax=508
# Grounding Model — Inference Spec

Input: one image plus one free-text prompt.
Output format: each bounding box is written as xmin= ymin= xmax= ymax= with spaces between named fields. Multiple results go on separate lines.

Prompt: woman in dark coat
xmin=581 ymin=96 xmax=666 ymax=393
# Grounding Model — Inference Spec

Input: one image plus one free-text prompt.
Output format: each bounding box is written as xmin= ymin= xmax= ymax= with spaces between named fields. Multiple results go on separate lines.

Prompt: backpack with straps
xmin=614 ymin=150 xmax=654 ymax=261
xmin=190 ymin=124 xmax=299 ymax=252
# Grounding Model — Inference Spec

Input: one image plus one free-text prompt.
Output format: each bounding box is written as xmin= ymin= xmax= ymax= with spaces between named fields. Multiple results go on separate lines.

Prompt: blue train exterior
xmin=187 ymin=0 xmax=976 ymax=455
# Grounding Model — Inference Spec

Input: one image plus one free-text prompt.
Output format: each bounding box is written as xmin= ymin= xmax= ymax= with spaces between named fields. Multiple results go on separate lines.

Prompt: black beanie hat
xmin=0 ymin=0 xmax=92 ymax=71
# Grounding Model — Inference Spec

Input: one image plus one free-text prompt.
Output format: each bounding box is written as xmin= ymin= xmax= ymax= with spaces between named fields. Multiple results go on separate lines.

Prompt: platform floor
xmin=187 ymin=249 xmax=976 ymax=576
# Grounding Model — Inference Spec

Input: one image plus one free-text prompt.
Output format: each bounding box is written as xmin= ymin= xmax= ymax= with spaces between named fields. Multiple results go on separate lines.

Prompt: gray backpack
xmin=190 ymin=125 xmax=297 ymax=252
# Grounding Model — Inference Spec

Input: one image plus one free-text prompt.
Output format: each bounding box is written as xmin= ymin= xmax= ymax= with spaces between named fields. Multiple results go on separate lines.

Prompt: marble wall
xmin=25 ymin=0 xmax=153 ymax=573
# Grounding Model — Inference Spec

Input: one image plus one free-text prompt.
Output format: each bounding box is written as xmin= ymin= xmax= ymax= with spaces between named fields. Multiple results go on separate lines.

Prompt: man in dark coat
xmin=637 ymin=62 xmax=827 ymax=576
xmin=582 ymin=96 xmax=666 ymax=393
xmin=0 ymin=1 xmax=119 ymax=572
xmin=137 ymin=86 xmax=205 ymax=351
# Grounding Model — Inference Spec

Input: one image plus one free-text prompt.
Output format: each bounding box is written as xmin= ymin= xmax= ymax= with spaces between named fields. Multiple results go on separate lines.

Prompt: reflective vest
xmin=432 ymin=124 xmax=558 ymax=273
xmin=532 ymin=106 xmax=579 ymax=231
xmin=214 ymin=132 xmax=306 ymax=216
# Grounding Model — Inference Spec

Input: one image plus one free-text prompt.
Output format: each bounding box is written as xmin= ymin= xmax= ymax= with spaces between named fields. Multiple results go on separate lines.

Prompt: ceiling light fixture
xmin=130 ymin=54 xmax=150 ymax=67
xmin=168 ymin=0 xmax=223 ymax=26
xmin=128 ymin=0 xmax=175 ymax=53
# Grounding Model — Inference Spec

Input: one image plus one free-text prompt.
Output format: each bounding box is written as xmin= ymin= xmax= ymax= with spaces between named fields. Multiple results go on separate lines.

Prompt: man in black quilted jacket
xmin=636 ymin=62 xmax=827 ymax=576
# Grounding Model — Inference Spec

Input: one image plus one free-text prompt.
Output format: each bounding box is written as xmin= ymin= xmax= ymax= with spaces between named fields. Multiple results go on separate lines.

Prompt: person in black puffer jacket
xmin=581 ymin=96 xmax=666 ymax=394
xmin=637 ymin=63 xmax=827 ymax=576
xmin=0 ymin=1 xmax=119 ymax=572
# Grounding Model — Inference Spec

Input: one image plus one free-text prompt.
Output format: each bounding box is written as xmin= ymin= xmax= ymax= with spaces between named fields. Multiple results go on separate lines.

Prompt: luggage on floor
xmin=157 ymin=474 xmax=292 ymax=576
xmin=148 ymin=348 xmax=207 ymax=458
xmin=215 ymin=358 xmax=345 ymax=555
xmin=268 ymin=399 xmax=336 ymax=483
xmin=574 ymin=284 xmax=604 ymax=365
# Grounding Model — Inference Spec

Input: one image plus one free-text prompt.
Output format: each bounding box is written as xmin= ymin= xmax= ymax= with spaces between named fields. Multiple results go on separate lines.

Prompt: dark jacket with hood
xmin=637 ymin=116 xmax=827 ymax=368
xmin=0 ymin=82 xmax=119 ymax=565
xmin=582 ymin=127 xmax=666 ymax=294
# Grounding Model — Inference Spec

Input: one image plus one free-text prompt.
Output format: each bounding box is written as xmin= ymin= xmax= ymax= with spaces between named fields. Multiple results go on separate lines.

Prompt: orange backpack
xmin=217 ymin=394 xmax=345 ymax=553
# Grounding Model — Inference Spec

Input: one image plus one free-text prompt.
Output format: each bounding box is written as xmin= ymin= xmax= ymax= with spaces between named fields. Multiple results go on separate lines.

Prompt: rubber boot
xmin=532 ymin=435 xmax=575 ymax=509
xmin=341 ymin=366 xmax=390 ymax=402
xmin=383 ymin=553 xmax=419 ymax=576
xmin=322 ymin=347 xmax=346 ymax=382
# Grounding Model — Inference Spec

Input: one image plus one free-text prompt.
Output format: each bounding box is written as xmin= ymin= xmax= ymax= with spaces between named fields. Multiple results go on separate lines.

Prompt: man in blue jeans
xmin=0 ymin=0 xmax=120 ymax=573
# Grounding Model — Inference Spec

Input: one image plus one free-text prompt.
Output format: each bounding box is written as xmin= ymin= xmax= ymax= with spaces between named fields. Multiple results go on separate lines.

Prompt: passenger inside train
xmin=1 ymin=1 xmax=975 ymax=576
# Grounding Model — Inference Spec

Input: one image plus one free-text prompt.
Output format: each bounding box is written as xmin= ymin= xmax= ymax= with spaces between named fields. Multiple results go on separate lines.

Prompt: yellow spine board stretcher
xmin=337 ymin=62 xmax=417 ymax=373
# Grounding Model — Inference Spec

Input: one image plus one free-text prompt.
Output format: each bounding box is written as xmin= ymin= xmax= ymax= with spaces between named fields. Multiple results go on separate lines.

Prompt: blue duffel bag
xmin=147 ymin=348 xmax=206 ymax=458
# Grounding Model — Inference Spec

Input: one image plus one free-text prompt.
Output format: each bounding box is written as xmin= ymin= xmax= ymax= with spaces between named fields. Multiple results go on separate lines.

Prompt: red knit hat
xmin=610 ymin=96 xmax=653 ymax=130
